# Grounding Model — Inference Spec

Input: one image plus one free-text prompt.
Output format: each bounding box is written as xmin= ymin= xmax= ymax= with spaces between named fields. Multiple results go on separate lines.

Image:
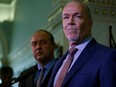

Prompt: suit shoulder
xmin=97 ymin=43 xmax=116 ymax=51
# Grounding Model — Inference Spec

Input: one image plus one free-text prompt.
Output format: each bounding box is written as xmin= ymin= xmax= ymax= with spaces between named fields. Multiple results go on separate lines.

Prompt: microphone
xmin=7 ymin=65 xmax=38 ymax=87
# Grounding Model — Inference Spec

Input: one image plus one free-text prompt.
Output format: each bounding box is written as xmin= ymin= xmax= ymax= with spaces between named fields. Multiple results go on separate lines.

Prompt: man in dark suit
xmin=18 ymin=30 xmax=56 ymax=87
xmin=48 ymin=0 xmax=116 ymax=87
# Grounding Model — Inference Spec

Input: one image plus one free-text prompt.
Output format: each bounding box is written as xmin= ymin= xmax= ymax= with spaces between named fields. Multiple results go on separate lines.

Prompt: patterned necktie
xmin=36 ymin=68 xmax=44 ymax=87
xmin=55 ymin=47 xmax=78 ymax=87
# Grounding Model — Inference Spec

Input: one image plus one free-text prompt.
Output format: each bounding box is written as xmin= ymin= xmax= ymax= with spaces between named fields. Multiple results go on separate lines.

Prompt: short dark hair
xmin=32 ymin=29 xmax=55 ymax=45
xmin=1 ymin=66 xmax=13 ymax=78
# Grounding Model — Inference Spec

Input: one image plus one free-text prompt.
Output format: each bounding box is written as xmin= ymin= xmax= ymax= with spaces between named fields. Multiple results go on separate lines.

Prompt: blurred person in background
xmin=0 ymin=66 xmax=13 ymax=87
xmin=18 ymin=29 xmax=57 ymax=87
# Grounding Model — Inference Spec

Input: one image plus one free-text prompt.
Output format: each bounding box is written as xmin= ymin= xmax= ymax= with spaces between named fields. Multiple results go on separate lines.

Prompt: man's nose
xmin=68 ymin=16 xmax=75 ymax=25
xmin=36 ymin=43 xmax=41 ymax=48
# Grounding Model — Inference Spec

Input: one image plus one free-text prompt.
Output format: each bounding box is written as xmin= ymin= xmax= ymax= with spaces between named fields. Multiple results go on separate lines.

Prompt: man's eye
xmin=75 ymin=15 xmax=82 ymax=19
xmin=41 ymin=41 xmax=47 ymax=44
xmin=63 ymin=16 xmax=69 ymax=19
xmin=32 ymin=42 xmax=37 ymax=46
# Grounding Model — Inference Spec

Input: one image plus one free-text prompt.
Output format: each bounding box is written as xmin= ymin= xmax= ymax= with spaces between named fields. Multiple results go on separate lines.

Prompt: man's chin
xmin=35 ymin=56 xmax=41 ymax=60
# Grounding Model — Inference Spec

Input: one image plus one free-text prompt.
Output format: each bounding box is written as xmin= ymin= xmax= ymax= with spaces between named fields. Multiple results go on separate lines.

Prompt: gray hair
xmin=67 ymin=0 xmax=92 ymax=19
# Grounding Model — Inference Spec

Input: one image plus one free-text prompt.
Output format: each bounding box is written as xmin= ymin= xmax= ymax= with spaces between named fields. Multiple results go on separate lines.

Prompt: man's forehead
xmin=31 ymin=36 xmax=48 ymax=41
xmin=63 ymin=2 xmax=84 ymax=12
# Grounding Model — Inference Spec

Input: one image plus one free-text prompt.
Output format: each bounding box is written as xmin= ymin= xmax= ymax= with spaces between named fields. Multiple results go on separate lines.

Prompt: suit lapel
xmin=62 ymin=39 xmax=97 ymax=86
xmin=55 ymin=51 xmax=68 ymax=72
xmin=24 ymin=72 xmax=35 ymax=87
xmin=48 ymin=52 xmax=68 ymax=86
xmin=41 ymin=59 xmax=57 ymax=87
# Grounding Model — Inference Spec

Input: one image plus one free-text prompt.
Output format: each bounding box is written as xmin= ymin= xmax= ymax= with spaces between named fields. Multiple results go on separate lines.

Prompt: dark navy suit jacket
xmin=48 ymin=39 xmax=116 ymax=87
xmin=18 ymin=59 xmax=57 ymax=87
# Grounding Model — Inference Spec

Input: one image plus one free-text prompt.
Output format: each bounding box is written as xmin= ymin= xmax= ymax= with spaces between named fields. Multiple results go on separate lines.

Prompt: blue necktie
xmin=36 ymin=68 xmax=44 ymax=87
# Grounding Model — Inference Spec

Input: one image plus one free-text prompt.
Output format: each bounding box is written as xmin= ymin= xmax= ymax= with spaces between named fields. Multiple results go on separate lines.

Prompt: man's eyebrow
xmin=31 ymin=40 xmax=46 ymax=43
xmin=62 ymin=14 xmax=68 ymax=17
xmin=31 ymin=41 xmax=36 ymax=43
xmin=62 ymin=12 xmax=81 ymax=16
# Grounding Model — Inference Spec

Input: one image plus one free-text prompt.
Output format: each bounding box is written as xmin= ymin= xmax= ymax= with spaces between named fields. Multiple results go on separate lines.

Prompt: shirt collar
xmin=37 ymin=59 xmax=55 ymax=70
xmin=72 ymin=36 xmax=93 ymax=51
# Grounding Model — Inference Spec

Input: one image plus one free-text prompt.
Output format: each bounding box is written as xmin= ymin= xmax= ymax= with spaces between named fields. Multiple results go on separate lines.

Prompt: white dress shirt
xmin=54 ymin=37 xmax=92 ymax=87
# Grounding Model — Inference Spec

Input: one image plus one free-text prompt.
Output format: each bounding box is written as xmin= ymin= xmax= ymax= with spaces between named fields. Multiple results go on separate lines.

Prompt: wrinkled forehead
xmin=63 ymin=1 xmax=91 ymax=19
xmin=63 ymin=2 xmax=86 ymax=14
xmin=31 ymin=32 xmax=50 ymax=42
xmin=63 ymin=1 xmax=85 ymax=10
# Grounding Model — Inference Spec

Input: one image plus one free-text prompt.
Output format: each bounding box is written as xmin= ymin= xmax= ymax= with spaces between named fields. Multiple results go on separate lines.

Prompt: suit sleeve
xmin=100 ymin=50 xmax=116 ymax=87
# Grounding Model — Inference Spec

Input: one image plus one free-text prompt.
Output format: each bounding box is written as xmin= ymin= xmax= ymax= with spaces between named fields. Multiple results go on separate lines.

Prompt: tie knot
xmin=40 ymin=67 xmax=45 ymax=72
xmin=69 ymin=47 xmax=78 ymax=55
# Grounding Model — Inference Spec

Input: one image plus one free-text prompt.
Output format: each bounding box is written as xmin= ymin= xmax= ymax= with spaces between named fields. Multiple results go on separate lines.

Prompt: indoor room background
xmin=0 ymin=0 xmax=116 ymax=86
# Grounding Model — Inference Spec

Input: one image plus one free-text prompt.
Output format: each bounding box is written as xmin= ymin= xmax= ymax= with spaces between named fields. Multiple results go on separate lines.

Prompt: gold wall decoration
xmin=110 ymin=10 xmax=115 ymax=16
xmin=94 ymin=8 xmax=99 ymax=14
xmin=102 ymin=9 xmax=107 ymax=15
